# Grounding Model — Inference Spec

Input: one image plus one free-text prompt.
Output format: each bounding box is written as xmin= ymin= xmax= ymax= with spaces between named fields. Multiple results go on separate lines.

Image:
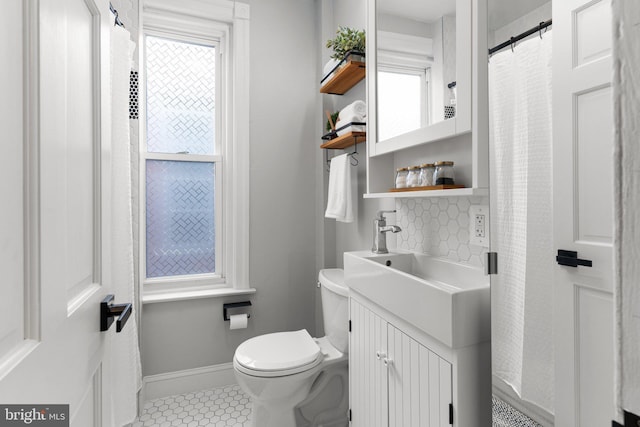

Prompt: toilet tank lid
xmin=318 ymin=269 xmax=348 ymax=297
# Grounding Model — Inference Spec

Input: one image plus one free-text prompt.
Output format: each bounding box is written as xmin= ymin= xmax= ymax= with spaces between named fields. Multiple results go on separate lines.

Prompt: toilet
xmin=233 ymin=269 xmax=349 ymax=427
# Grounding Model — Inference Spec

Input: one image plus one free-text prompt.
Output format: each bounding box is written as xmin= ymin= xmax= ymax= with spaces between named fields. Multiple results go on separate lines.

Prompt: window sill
xmin=142 ymin=286 xmax=256 ymax=304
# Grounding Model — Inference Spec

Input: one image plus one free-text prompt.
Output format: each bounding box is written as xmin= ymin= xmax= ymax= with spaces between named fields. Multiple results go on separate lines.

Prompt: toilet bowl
xmin=233 ymin=269 xmax=349 ymax=427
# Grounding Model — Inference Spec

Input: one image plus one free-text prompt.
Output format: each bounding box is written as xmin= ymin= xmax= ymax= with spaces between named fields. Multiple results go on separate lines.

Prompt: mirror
xmin=376 ymin=1 xmax=457 ymax=142
xmin=367 ymin=0 xmax=472 ymax=157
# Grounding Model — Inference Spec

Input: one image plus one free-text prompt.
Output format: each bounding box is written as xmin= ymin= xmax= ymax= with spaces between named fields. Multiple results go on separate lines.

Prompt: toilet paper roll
xmin=229 ymin=313 xmax=248 ymax=330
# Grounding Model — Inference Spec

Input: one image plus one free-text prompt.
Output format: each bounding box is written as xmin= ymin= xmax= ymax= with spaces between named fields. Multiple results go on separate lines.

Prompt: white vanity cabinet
xmin=349 ymin=299 xmax=389 ymax=427
xmin=387 ymin=324 xmax=453 ymax=427
xmin=350 ymin=298 xmax=453 ymax=426
xmin=349 ymin=295 xmax=490 ymax=426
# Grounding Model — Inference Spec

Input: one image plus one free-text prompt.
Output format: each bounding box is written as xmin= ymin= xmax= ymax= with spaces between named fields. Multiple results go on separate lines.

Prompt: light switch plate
xmin=469 ymin=205 xmax=489 ymax=247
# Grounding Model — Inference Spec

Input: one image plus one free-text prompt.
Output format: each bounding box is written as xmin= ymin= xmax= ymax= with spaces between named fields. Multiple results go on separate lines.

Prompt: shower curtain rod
xmin=489 ymin=19 xmax=552 ymax=55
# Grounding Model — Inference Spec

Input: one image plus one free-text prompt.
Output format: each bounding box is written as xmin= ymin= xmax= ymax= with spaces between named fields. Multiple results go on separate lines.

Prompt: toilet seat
xmin=234 ymin=330 xmax=323 ymax=378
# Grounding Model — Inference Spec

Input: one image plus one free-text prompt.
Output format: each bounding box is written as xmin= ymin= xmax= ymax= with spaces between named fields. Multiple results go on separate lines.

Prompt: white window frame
xmin=377 ymin=30 xmax=433 ymax=130
xmin=378 ymin=63 xmax=430 ymax=128
xmin=141 ymin=0 xmax=252 ymax=303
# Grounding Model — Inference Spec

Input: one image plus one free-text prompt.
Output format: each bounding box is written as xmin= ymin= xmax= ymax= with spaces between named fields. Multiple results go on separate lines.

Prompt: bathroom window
xmin=144 ymin=36 xmax=221 ymax=280
xmin=377 ymin=65 xmax=429 ymax=141
xmin=142 ymin=0 xmax=251 ymax=299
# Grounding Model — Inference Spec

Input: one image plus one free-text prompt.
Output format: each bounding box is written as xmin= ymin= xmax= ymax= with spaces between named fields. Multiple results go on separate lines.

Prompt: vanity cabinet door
xmin=350 ymin=299 xmax=388 ymax=427
xmin=388 ymin=325 xmax=453 ymax=427
xmin=350 ymin=298 xmax=454 ymax=427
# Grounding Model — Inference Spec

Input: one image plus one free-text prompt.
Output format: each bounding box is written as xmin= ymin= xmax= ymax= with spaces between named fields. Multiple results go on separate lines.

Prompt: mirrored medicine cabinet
xmin=367 ymin=0 xmax=472 ymax=157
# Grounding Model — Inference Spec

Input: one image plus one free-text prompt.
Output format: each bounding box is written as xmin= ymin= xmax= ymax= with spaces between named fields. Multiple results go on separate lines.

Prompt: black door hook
xmin=556 ymin=249 xmax=593 ymax=268
xmin=100 ymin=294 xmax=132 ymax=332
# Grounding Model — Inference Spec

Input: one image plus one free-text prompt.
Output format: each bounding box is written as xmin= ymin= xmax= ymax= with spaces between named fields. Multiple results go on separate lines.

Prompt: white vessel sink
xmin=344 ymin=250 xmax=490 ymax=348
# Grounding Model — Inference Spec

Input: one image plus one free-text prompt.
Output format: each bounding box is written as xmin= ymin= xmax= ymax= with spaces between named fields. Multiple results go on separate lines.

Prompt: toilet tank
xmin=318 ymin=269 xmax=349 ymax=354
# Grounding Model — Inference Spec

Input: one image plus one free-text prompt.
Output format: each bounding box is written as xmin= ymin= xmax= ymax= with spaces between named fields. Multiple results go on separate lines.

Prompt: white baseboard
xmin=142 ymin=363 xmax=237 ymax=402
xmin=492 ymin=376 xmax=555 ymax=427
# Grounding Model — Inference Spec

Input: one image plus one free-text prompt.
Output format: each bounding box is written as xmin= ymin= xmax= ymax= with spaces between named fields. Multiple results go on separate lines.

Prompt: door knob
xmin=556 ymin=249 xmax=592 ymax=267
xmin=100 ymin=294 xmax=132 ymax=332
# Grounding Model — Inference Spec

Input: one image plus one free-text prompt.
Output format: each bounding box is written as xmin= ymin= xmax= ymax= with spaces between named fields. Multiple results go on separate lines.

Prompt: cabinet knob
xmin=376 ymin=351 xmax=386 ymax=360
xmin=383 ymin=357 xmax=392 ymax=367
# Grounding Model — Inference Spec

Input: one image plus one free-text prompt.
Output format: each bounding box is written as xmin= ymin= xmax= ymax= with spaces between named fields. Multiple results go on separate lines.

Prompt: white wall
xmin=141 ymin=0 xmax=320 ymax=376
xmin=378 ymin=13 xmax=431 ymax=38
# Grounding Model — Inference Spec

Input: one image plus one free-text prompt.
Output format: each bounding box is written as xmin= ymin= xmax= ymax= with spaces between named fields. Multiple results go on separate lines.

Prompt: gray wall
xmin=322 ymin=0 xmax=394 ymax=270
xmin=141 ymin=0 xmax=320 ymax=376
xmin=140 ymin=0 xmax=392 ymax=376
xmin=489 ymin=2 xmax=551 ymax=48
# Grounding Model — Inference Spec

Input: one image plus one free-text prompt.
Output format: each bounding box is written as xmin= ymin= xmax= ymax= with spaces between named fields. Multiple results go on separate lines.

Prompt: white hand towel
xmin=339 ymin=100 xmax=367 ymax=121
xmin=325 ymin=153 xmax=354 ymax=223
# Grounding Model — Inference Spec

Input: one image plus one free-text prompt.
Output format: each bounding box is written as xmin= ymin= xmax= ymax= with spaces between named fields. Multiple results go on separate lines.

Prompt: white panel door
xmin=0 ymin=0 xmax=27 ymax=366
xmin=0 ymin=1 xmax=116 ymax=426
xmin=552 ymin=0 xmax=615 ymax=426
xmin=349 ymin=299 xmax=388 ymax=427
xmin=387 ymin=325 xmax=452 ymax=427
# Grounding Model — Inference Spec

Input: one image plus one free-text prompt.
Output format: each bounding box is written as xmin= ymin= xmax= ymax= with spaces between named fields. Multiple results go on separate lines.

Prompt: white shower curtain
xmin=110 ymin=25 xmax=142 ymax=426
xmin=489 ymin=32 xmax=554 ymax=413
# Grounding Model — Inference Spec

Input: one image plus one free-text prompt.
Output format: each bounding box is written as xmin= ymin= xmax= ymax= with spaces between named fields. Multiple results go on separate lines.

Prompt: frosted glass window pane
xmin=378 ymin=71 xmax=422 ymax=141
xmin=146 ymin=160 xmax=215 ymax=278
xmin=146 ymin=36 xmax=215 ymax=155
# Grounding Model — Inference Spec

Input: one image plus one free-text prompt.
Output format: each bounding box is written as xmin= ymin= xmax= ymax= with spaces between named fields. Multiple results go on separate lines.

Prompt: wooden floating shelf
xmin=364 ymin=187 xmax=489 ymax=199
xmin=320 ymin=131 xmax=366 ymax=149
xmin=389 ymin=184 xmax=465 ymax=192
xmin=320 ymin=60 xmax=366 ymax=95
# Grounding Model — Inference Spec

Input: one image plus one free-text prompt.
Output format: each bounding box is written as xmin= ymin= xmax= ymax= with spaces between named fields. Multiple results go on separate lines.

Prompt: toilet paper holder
xmin=223 ymin=301 xmax=252 ymax=321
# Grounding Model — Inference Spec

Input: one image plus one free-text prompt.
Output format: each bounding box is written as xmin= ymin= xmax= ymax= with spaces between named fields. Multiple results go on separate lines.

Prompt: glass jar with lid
xmin=406 ymin=166 xmax=421 ymax=187
xmin=433 ymin=161 xmax=455 ymax=185
xmin=395 ymin=167 xmax=408 ymax=189
xmin=419 ymin=163 xmax=435 ymax=187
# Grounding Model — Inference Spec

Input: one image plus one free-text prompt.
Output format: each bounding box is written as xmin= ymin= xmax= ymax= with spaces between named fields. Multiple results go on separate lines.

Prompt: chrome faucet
xmin=372 ymin=210 xmax=402 ymax=254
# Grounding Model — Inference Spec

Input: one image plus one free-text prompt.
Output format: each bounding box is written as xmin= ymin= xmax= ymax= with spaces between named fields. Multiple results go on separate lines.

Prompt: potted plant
xmin=326 ymin=27 xmax=366 ymax=61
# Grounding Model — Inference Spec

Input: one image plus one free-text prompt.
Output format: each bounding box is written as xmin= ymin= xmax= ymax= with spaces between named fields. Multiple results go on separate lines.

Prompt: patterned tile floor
xmin=133 ymin=385 xmax=539 ymax=427
xmin=492 ymin=396 xmax=542 ymax=427
xmin=132 ymin=384 xmax=251 ymax=427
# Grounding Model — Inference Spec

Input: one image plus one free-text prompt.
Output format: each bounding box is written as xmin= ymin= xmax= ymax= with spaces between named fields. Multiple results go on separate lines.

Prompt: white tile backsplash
xmin=395 ymin=196 xmax=489 ymax=268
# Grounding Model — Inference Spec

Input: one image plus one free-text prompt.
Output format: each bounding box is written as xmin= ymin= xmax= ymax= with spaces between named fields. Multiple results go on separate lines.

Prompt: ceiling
xmin=488 ymin=0 xmax=551 ymax=30
xmin=378 ymin=0 xmax=456 ymax=24
xmin=378 ymin=0 xmax=550 ymax=30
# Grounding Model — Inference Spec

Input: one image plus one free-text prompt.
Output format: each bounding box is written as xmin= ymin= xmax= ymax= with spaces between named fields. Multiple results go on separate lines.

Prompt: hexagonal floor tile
xmin=133 ymin=384 xmax=252 ymax=427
